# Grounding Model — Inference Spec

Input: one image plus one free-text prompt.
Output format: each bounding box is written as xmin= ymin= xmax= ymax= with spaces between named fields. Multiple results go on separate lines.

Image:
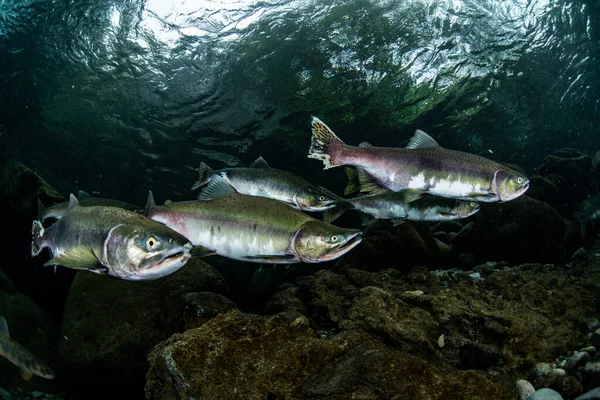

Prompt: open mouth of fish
xmin=145 ymin=244 xmax=192 ymax=272
xmin=321 ymin=232 xmax=363 ymax=261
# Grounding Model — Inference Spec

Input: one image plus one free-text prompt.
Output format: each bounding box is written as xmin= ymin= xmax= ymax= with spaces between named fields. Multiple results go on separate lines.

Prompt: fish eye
xmin=146 ymin=236 xmax=158 ymax=250
xmin=319 ymin=195 xmax=325 ymax=201
xmin=469 ymin=202 xmax=475 ymax=207
xmin=516 ymin=177 xmax=523 ymax=184
xmin=331 ymin=235 xmax=338 ymax=242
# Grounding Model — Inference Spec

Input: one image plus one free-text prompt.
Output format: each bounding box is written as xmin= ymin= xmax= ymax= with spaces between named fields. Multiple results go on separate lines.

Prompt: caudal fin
xmin=191 ymin=162 xmax=214 ymax=190
xmin=308 ymin=117 xmax=345 ymax=169
xmin=31 ymin=220 xmax=45 ymax=257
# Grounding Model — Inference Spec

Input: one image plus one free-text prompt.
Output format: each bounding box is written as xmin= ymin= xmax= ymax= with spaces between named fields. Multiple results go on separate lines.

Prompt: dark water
xmin=0 ymin=0 xmax=598 ymax=204
xmin=0 ymin=0 xmax=600 ymax=398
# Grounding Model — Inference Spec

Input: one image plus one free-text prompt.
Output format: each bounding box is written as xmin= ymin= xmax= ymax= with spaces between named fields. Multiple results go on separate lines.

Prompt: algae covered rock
xmin=145 ymin=311 xmax=516 ymax=400
xmin=57 ymin=258 xmax=229 ymax=400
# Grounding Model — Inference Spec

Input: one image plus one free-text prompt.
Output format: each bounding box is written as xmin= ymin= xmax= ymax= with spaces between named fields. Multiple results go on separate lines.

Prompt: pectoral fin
xmin=44 ymin=246 xmax=105 ymax=272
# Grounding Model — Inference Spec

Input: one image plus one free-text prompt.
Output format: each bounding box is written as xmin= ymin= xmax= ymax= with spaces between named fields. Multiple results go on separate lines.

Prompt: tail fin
xmin=344 ymin=168 xmax=360 ymax=196
xmin=37 ymin=198 xmax=47 ymax=222
xmin=31 ymin=220 xmax=45 ymax=257
xmin=191 ymin=162 xmax=214 ymax=190
xmin=308 ymin=117 xmax=345 ymax=169
xmin=323 ymin=207 xmax=346 ymax=224
xmin=145 ymin=191 xmax=156 ymax=215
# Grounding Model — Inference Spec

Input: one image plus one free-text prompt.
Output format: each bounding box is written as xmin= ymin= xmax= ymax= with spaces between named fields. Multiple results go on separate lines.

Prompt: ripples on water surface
xmin=0 ymin=0 xmax=598 ymax=202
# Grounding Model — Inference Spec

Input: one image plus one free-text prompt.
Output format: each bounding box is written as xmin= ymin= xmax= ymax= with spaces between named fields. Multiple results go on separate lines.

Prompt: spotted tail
xmin=308 ymin=117 xmax=346 ymax=169
xmin=31 ymin=220 xmax=45 ymax=257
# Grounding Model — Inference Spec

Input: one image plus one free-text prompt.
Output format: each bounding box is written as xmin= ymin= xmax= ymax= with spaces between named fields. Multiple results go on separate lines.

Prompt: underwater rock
xmin=332 ymin=220 xmax=434 ymax=273
xmin=533 ymin=149 xmax=594 ymax=217
xmin=554 ymin=375 xmax=584 ymax=399
xmin=58 ymin=258 xmax=229 ymax=400
xmin=0 ymin=159 xmax=64 ymax=215
xmin=455 ymin=196 xmax=566 ymax=264
xmin=516 ymin=379 xmax=536 ymax=400
xmin=526 ymin=174 xmax=563 ymax=212
xmin=291 ymin=260 xmax=599 ymax=374
xmin=581 ymin=361 xmax=600 ymax=389
xmin=528 ymin=387 xmax=564 ymax=400
xmin=145 ymin=311 xmax=516 ymax=400
xmin=0 ymin=271 xmax=58 ymax=393
xmin=575 ymin=387 xmax=600 ymax=400
xmin=261 ymin=285 xmax=306 ymax=315
xmin=564 ymin=351 xmax=591 ymax=370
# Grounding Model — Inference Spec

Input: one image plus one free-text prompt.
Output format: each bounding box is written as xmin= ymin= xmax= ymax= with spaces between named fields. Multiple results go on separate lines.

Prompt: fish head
xmin=292 ymin=221 xmax=362 ymax=263
xmin=293 ymin=186 xmax=338 ymax=211
xmin=494 ymin=169 xmax=530 ymax=202
xmin=100 ymin=221 xmax=193 ymax=280
xmin=455 ymin=200 xmax=480 ymax=218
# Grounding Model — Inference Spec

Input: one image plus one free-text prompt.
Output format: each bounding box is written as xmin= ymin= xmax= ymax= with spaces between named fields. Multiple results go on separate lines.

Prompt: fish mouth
xmin=320 ymin=231 xmax=363 ymax=261
xmin=140 ymin=244 xmax=192 ymax=277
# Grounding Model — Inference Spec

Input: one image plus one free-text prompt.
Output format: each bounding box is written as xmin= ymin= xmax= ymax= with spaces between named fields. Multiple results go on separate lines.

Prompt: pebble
xmin=574 ymin=387 xmax=600 ymax=400
xmin=469 ymin=272 xmax=481 ymax=280
xmin=565 ymin=351 xmax=591 ymax=370
xmin=527 ymin=388 xmax=564 ymax=400
xmin=582 ymin=361 xmax=600 ymax=387
xmin=437 ymin=334 xmax=445 ymax=348
xmin=580 ymin=346 xmax=597 ymax=356
xmin=589 ymin=320 xmax=600 ymax=333
xmin=403 ymin=290 xmax=424 ymax=297
xmin=516 ymin=379 xmax=535 ymax=400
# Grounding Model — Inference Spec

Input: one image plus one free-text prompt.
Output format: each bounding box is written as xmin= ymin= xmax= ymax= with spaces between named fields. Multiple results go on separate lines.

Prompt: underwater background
xmin=1 ymin=0 xmax=600 ymax=399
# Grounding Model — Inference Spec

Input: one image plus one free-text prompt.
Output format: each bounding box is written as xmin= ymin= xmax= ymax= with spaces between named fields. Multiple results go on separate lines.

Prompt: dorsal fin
xmin=406 ymin=129 xmax=439 ymax=149
xmin=197 ymin=175 xmax=237 ymax=200
xmin=249 ymin=156 xmax=270 ymax=169
xmin=66 ymin=194 xmax=79 ymax=212
xmin=0 ymin=316 xmax=9 ymax=337
xmin=359 ymin=142 xmax=373 ymax=148
xmin=77 ymin=190 xmax=92 ymax=200
xmin=145 ymin=190 xmax=156 ymax=214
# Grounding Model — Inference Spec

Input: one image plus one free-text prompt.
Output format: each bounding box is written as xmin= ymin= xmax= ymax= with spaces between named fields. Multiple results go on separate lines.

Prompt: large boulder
xmin=145 ymin=311 xmax=516 ymax=400
xmin=57 ymin=258 xmax=231 ymax=400
xmin=454 ymin=196 xmax=566 ymax=264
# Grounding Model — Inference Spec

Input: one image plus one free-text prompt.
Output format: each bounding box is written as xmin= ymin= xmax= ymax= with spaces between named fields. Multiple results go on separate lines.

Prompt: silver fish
xmin=191 ymin=156 xmax=339 ymax=212
xmin=31 ymin=194 xmax=193 ymax=280
xmin=325 ymin=189 xmax=480 ymax=225
xmin=149 ymin=176 xmax=362 ymax=264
